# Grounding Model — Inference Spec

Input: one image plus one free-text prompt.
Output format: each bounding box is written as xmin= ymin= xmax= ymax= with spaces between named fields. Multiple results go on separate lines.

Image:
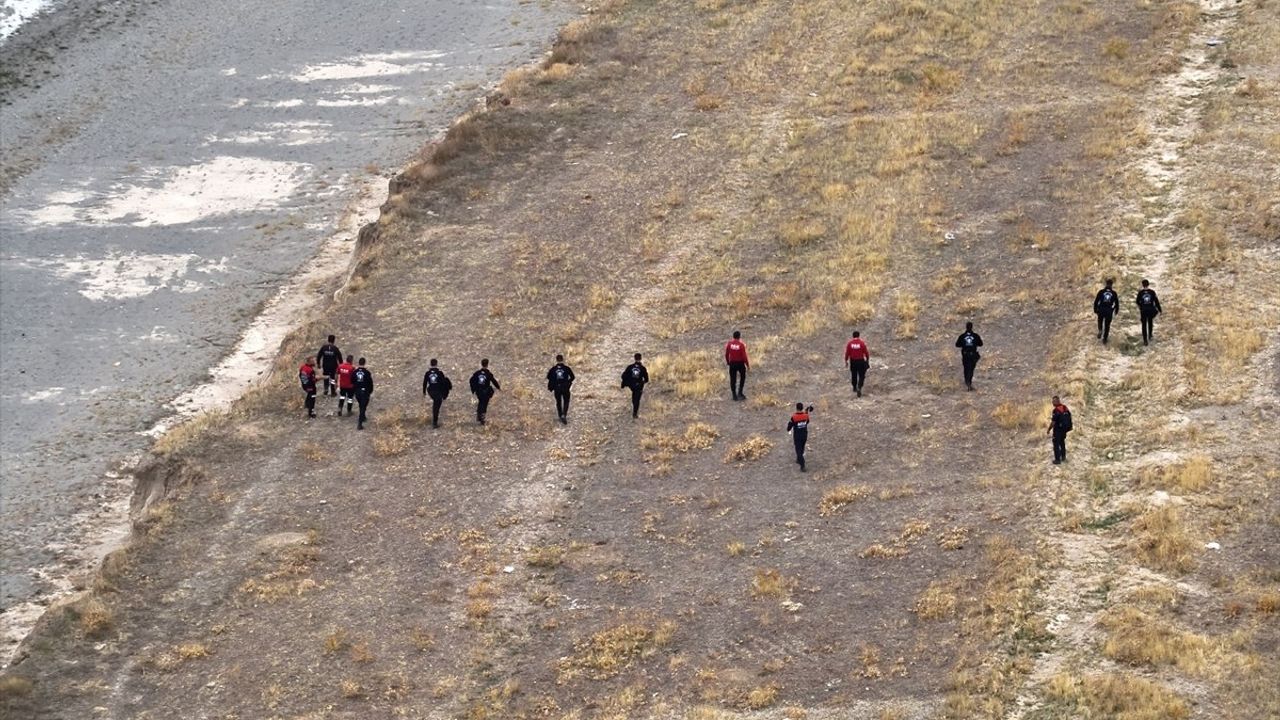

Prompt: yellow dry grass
xmin=818 ymin=485 xmax=870 ymax=516
xmin=1130 ymin=505 xmax=1196 ymax=574
xmin=723 ymin=435 xmax=773 ymax=463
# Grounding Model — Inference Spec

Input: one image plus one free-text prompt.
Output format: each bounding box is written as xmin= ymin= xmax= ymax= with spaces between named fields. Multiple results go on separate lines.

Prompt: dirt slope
xmin=3 ymin=1 xmax=1276 ymax=718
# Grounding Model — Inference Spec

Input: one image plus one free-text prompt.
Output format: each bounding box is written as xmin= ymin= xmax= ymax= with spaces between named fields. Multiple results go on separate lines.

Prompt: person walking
xmin=352 ymin=358 xmax=374 ymax=430
xmin=316 ymin=335 xmax=342 ymax=396
xmin=546 ymin=354 xmax=576 ymax=424
xmin=422 ymin=358 xmax=453 ymax=428
xmin=1093 ymin=278 xmax=1120 ymax=344
xmin=621 ymin=353 xmax=649 ymax=419
xmin=844 ymin=330 xmax=870 ymax=397
xmin=955 ymin=322 xmax=984 ymax=391
xmin=469 ymin=359 xmax=501 ymax=425
xmin=786 ymin=403 xmax=813 ymax=472
xmin=725 ymin=330 xmax=750 ymax=400
xmin=335 ymin=354 xmax=356 ymax=416
xmin=1135 ymin=279 xmax=1162 ymax=345
xmin=299 ymin=358 xmax=318 ymax=419
xmin=1047 ymin=395 xmax=1073 ymax=464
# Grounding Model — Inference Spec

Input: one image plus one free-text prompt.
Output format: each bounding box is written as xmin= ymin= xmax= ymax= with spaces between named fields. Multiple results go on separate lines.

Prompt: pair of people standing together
xmin=1092 ymin=278 xmax=1163 ymax=345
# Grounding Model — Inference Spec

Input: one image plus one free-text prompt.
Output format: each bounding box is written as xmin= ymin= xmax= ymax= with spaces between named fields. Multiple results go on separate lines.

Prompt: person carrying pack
xmin=621 ymin=353 xmax=649 ymax=419
xmin=786 ymin=403 xmax=814 ymax=472
xmin=1047 ymin=395 xmax=1073 ymax=464
xmin=1093 ymin=278 xmax=1120 ymax=345
xmin=299 ymin=358 xmax=318 ymax=419
xmin=422 ymin=358 xmax=453 ymax=428
xmin=955 ymin=321 xmax=984 ymax=391
xmin=1135 ymin=279 xmax=1162 ymax=346
xmin=546 ymin=354 xmax=576 ymax=424
xmin=352 ymin=358 xmax=374 ymax=430
xmin=469 ymin=359 xmax=501 ymax=425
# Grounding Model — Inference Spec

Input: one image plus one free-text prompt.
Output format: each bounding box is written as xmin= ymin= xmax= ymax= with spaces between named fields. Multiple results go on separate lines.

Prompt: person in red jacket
xmin=844 ymin=330 xmax=870 ymax=397
xmin=725 ymin=330 xmax=750 ymax=400
xmin=335 ymin=354 xmax=356 ymax=416
xmin=298 ymin=359 xmax=317 ymax=419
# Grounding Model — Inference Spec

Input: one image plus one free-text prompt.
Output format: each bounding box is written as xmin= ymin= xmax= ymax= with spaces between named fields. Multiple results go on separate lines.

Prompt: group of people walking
xmin=297 ymin=279 xmax=1164 ymax=466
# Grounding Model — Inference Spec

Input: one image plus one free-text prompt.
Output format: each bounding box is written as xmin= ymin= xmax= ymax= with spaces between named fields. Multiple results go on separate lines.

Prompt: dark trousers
xmin=476 ymin=391 xmax=493 ymax=422
xmin=1096 ymin=312 xmax=1114 ymax=343
xmin=428 ymin=394 xmax=444 ymax=426
xmin=554 ymin=388 xmax=571 ymax=418
xmin=728 ymin=362 xmax=747 ymax=398
xmin=1140 ymin=311 xmax=1156 ymax=344
xmin=849 ymin=360 xmax=868 ymax=392
xmin=304 ymin=391 xmax=316 ymax=415
xmin=1052 ymin=431 xmax=1068 ymax=463
xmin=339 ymin=388 xmax=354 ymax=413
xmin=355 ymin=391 xmax=370 ymax=427
xmin=793 ymin=431 xmax=807 ymax=469
xmin=629 ymin=386 xmax=644 ymax=417
xmin=323 ymin=373 xmax=337 ymax=395
xmin=962 ymin=354 xmax=979 ymax=387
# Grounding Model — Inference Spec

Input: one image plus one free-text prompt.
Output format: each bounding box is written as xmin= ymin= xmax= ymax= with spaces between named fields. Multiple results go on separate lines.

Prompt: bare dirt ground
xmin=2 ymin=0 xmax=1276 ymax=718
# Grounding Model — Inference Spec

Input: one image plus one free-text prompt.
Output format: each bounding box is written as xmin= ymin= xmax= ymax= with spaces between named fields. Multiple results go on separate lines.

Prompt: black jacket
xmin=1093 ymin=287 xmax=1120 ymax=316
xmin=316 ymin=343 xmax=342 ymax=373
xmin=423 ymin=367 xmax=453 ymax=398
xmin=470 ymin=368 xmax=500 ymax=395
xmin=1136 ymin=288 xmax=1162 ymax=315
xmin=353 ymin=367 xmax=374 ymax=395
xmin=955 ymin=331 xmax=983 ymax=358
xmin=621 ymin=362 xmax=649 ymax=389
xmin=546 ymin=363 xmax=575 ymax=392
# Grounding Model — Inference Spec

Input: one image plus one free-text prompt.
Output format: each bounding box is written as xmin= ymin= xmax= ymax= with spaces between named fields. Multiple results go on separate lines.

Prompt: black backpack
xmin=1058 ymin=409 xmax=1073 ymax=432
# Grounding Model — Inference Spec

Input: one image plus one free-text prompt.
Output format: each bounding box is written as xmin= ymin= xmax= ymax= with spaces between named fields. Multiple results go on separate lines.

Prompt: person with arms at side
xmin=1136 ymin=279 xmax=1162 ymax=346
xmin=299 ymin=358 xmax=318 ymax=419
xmin=725 ymin=330 xmax=750 ymax=400
xmin=316 ymin=334 xmax=342 ymax=397
xmin=470 ymin=359 xmax=501 ymax=425
xmin=621 ymin=353 xmax=649 ymax=419
xmin=422 ymin=358 xmax=453 ymax=428
xmin=844 ymin=330 xmax=870 ymax=397
xmin=786 ymin=403 xmax=814 ymax=472
xmin=1047 ymin=395 xmax=1073 ymax=465
xmin=335 ymin=354 xmax=356 ymax=416
xmin=352 ymin=358 xmax=374 ymax=430
xmin=546 ymin=354 xmax=576 ymax=424
xmin=1093 ymin=278 xmax=1120 ymax=344
xmin=955 ymin=321 xmax=984 ymax=391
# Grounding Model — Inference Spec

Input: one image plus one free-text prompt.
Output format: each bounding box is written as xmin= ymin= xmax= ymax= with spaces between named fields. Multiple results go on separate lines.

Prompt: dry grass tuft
xmin=1131 ymin=505 xmax=1196 ymax=573
xmin=726 ymin=541 xmax=746 ymax=557
xmin=894 ymin=292 xmax=920 ymax=338
xmin=1045 ymin=671 xmax=1189 ymax=719
xmin=1141 ymin=455 xmax=1213 ymax=492
xmin=649 ymin=350 xmax=721 ymax=399
xmin=557 ymin=621 xmax=675 ymax=682
xmin=76 ymin=597 xmax=113 ymax=638
xmin=745 ymin=684 xmax=780 ymax=709
xmin=914 ymin=582 xmax=957 ymax=620
xmin=750 ymin=568 xmax=794 ymax=599
xmin=0 ymin=675 xmax=34 ymax=698
xmin=340 ymin=679 xmax=363 ymax=699
xmin=526 ymin=545 xmax=566 ymax=569
xmin=176 ymin=643 xmax=210 ymax=660
xmin=991 ymin=400 xmax=1042 ymax=430
xmin=1099 ymin=607 xmax=1212 ymax=674
xmin=860 ymin=543 xmax=907 ymax=559
xmin=818 ymin=485 xmax=870 ymax=516
xmin=724 ymin=435 xmax=773 ymax=463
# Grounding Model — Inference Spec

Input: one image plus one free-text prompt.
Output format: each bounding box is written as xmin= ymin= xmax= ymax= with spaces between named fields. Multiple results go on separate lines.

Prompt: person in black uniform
xmin=352 ymin=357 xmax=374 ymax=430
xmin=469 ymin=359 xmax=501 ymax=425
xmin=546 ymin=354 xmax=576 ymax=424
xmin=422 ymin=358 xmax=453 ymax=428
xmin=316 ymin=335 xmax=342 ymax=396
xmin=1135 ymin=279 xmax=1162 ymax=345
xmin=955 ymin=322 xmax=984 ymax=391
xmin=1093 ymin=278 xmax=1120 ymax=344
xmin=299 ymin=358 xmax=318 ymax=419
xmin=621 ymin=353 xmax=649 ymax=419
xmin=786 ymin=403 xmax=813 ymax=472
